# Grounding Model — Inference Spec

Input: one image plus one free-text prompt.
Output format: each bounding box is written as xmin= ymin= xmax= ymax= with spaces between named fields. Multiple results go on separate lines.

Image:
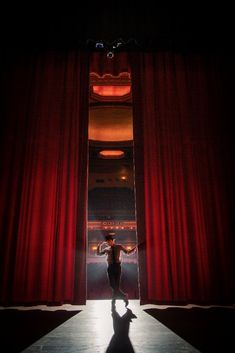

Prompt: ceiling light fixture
xmin=107 ymin=51 xmax=114 ymax=59
xmin=99 ymin=150 xmax=125 ymax=159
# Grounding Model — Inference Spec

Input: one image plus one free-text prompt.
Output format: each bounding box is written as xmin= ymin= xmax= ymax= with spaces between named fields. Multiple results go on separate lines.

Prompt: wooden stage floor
xmin=1 ymin=300 xmax=234 ymax=352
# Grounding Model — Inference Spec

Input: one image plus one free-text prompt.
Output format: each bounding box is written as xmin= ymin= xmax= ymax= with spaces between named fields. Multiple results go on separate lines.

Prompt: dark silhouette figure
xmin=97 ymin=233 xmax=137 ymax=307
xmin=106 ymin=306 xmax=137 ymax=353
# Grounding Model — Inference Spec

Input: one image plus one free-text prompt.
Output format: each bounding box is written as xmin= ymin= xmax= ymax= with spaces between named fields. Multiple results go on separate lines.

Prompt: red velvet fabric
xmin=0 ymin=51 xmax=89 ymax=304
xmin=90 ymin=52 xmax=130 ymax=76
xmin=1 ymin=50 xmax=234 ymax=305
xmin=131 ymin=52 xmax=235 ymax=303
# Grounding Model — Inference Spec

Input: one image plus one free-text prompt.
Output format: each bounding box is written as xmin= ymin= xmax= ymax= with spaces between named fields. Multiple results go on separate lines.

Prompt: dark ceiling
xmin=1 ymin=2 xmax=234 ymax=52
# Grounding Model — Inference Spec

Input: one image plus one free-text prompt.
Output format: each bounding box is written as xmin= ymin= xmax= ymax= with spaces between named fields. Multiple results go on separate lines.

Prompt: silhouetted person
xmin=97 ymin=233 xmax=137 ymax=306
xmin=106 ymin=306 xmax=137 ymax=353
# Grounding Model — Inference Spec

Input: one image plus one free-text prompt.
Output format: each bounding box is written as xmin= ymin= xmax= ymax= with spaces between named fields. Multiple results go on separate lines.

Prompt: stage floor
xmin=1 ymin=300 xmax=234 ymax=352
xmin=22 ymin=300 xmax=199 ymax=352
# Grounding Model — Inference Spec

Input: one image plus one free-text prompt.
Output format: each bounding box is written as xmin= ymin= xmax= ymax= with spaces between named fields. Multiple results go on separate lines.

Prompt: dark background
xmin=1 ymin=2 xmax=234 ymax=53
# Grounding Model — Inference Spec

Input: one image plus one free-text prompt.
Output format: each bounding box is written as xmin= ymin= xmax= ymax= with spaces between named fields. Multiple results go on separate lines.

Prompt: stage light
xmin=107 ymin=51 xmax=114 ymax=59
xmin=116 ymin=41 xmax=123 ymax=48
xmin=95 ymin=42 xmax=104 ymax=49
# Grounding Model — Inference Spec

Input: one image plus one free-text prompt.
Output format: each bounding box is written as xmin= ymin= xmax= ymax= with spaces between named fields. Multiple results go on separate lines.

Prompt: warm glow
xmin=93 ymin=85 xmax=131 ymax=97
xmin=91 ymin=245 xmax=97 ymax=251
xmin=120 ymin=176 xmax=127 ymax=180
xmin=88 ymin=220 xmax=136 ymax=230
xmin=99 ymin=150 xmax=125 ymax=159
xmin=89 ymin=106 xmax=133 ymax=142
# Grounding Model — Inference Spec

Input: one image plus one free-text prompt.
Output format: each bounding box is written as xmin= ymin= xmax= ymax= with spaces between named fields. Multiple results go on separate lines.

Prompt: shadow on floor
xmin=1 ymin=309 xmax=81 ymax=353
xmin=144 ymin=307 xmax=235 ymax=353
xmin=106 ymin=306 xmax=137 ymax=353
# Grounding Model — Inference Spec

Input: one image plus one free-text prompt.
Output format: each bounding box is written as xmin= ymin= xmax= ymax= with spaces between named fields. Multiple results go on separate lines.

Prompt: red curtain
xmin=90 ymin=52 xmax=130 ymax=76
xmin=131 ymin=52 xmax=235 ymax=304
xmin=0 ymin=51 xmax=89 ymax=304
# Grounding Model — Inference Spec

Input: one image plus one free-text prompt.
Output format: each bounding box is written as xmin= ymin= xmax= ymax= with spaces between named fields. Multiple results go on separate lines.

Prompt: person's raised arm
xmin=97 ymin=242 xmax=106 ymax=256
xmin=121 ymin=244 xmax=137 ymax=255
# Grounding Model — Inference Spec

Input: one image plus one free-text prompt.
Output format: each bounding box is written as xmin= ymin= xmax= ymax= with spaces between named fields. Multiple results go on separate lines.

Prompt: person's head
xmin=105 ymin=233 xmax=115 ymax=246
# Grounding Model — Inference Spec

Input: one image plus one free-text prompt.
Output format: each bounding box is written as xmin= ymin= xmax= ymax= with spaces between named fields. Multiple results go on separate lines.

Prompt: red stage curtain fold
xmin=131 ymin=52 xmax=235 ymax=304
xmin=90 ymin=52 xmax=130 ymax=76
xmin=0 ymin=51 xmax=89 ymax=304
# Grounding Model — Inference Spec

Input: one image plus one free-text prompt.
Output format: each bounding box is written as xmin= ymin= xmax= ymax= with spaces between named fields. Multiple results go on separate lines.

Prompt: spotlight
xmin=112 ymin=38 xmax=124 ymax=49
xmin=115 ymin=39 xmax=124 ymax=48
xmin=95 ymin=42 xmax=104 ymax=49
xmin=107 ymin=51 xmax=114 ymax=59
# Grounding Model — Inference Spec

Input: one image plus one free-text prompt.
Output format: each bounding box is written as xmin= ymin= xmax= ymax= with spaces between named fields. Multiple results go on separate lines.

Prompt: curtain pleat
xmin=0 ymin=50 xmax=89 ymax=304
xmin=131 ymin=52 xmax=235 ymax=304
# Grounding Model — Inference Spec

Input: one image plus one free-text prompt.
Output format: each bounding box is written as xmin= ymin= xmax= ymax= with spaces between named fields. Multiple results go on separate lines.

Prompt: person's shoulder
xmin=116 ymin=244 xmax=124 ymax=248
